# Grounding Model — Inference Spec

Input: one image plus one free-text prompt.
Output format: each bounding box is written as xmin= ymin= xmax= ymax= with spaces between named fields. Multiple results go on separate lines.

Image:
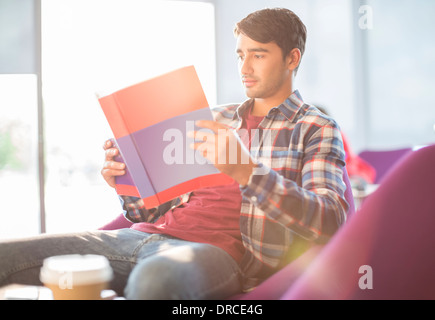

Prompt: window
xmin=0 ymin=75 xmax=39 ymax=239
xmin=366 ymin=0 xmax=435 ymax=149
xmin=41 ymin=0 xmax=217 ymax=233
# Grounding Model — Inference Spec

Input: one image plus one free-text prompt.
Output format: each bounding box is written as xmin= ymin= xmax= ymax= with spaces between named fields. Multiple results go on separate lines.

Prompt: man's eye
xmin=237 ymin=56 xmax=245 ymax=61
xmin=255 ymin=55 xmax=264 ymax=59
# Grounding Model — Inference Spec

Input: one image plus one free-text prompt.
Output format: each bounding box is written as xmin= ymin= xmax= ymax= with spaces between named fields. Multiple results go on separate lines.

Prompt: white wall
xmin=366 ymin=0 xmax=435 ymax=149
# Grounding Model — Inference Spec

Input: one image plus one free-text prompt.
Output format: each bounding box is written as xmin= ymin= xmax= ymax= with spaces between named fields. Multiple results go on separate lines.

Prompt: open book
xmin=97 ymin=66 xmax=232 ymax=208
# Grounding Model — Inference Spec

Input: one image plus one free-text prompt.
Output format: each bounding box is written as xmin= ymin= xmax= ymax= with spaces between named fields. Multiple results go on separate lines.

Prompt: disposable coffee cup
xmin=39 ymin=254 xmax=113 ymax=300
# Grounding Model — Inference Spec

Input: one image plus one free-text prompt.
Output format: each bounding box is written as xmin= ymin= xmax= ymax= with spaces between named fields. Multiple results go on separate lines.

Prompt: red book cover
xmin=97 ymin=66 xmax=232 ymax=208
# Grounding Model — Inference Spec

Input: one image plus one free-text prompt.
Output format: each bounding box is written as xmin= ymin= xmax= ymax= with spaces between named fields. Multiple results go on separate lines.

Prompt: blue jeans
xmin=0 ymin=229 xmax=242 ymax=299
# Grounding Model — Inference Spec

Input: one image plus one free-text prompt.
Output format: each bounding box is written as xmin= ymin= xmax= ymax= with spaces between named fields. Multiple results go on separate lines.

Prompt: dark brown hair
xmin=234 ymin=8 xmax=307 ymax=72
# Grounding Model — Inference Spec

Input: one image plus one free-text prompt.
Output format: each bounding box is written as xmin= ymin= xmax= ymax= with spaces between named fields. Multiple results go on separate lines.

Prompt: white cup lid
xmin=40 ymin=254 xmax=113 ymax=286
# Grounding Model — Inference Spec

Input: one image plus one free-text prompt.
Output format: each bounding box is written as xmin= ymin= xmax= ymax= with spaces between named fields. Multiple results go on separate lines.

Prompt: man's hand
xmin=101 ymin=139 xmax=126 ymax=188
xmin=189 ymin=120 xmax=257 ymax=186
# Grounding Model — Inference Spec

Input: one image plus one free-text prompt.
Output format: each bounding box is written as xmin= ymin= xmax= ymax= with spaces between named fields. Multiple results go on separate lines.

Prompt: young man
xmin=0 ymin=8 xmax=348 ymax=299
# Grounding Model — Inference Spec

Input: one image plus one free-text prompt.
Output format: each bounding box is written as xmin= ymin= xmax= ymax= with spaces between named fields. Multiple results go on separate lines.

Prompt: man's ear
xmin=287 ymin=48 xmax=302 ymax=71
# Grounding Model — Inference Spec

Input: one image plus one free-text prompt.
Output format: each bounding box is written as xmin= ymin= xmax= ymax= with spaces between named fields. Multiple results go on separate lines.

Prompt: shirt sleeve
xmin=240 ymin=121 xmax=349 ymax=243
xmin=119 ymin=196 xmax=179 ymax=223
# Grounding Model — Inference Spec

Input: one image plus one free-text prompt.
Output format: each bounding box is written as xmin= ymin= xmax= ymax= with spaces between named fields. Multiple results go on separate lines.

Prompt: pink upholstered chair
xmin=358 ymin=147 xmax=412 ymax=184
xmin=281 ymin=144 xmax=435 ymax=299
xmin=99 ymin=210 xmax=133 ymax=231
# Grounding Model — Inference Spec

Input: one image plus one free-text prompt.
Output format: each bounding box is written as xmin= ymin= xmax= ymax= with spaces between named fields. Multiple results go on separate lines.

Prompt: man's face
xmin=236 ymin=33 xmax=291 ymax=100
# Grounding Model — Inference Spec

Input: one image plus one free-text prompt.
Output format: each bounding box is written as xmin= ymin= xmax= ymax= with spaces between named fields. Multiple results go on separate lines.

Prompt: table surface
xmin=0 ymin=284 xmax=119 ymax=300
xmin=0 ymin=284 xmax=53 ymax=300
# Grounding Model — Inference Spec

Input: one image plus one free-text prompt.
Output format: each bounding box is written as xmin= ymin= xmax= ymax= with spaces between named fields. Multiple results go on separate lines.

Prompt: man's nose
xmin=240 ymin=56 xmax=253 ymax=75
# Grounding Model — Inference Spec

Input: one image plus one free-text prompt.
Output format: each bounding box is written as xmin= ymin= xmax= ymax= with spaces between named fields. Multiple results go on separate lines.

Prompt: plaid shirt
xmin=121 ymin=90 xmax=349 ymax=290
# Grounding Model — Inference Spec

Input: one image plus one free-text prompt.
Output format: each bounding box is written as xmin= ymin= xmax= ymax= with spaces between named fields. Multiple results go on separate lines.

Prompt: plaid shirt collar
xmin=232 ymin=90 xmax=305 ymax=123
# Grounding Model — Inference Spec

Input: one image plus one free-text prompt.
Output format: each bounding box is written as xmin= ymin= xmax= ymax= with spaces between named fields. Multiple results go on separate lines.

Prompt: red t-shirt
xmin=132 ymin=107 xmax=264 ymax=263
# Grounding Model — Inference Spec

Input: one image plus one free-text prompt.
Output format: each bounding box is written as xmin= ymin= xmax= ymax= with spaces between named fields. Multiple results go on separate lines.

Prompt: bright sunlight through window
xmin=41 ymin=0 xmax=216 ymax=233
